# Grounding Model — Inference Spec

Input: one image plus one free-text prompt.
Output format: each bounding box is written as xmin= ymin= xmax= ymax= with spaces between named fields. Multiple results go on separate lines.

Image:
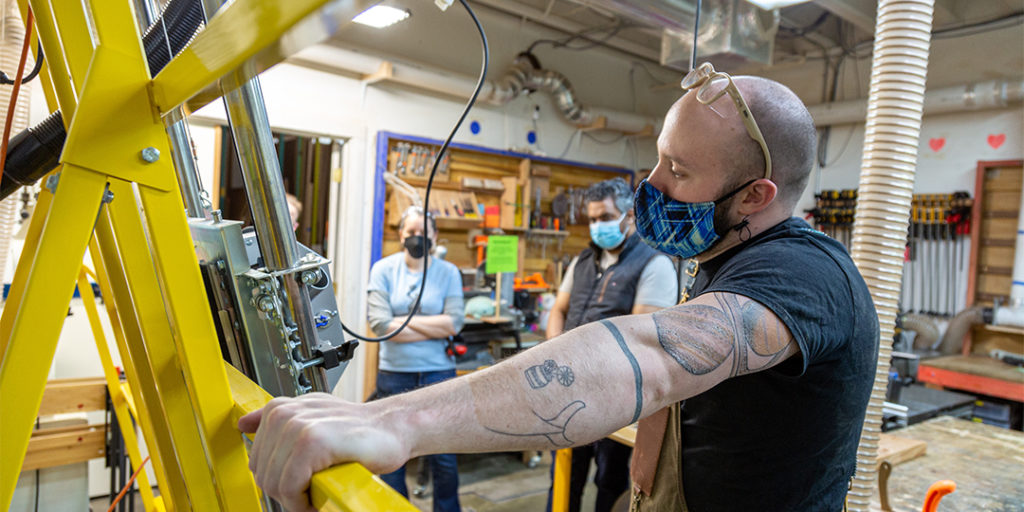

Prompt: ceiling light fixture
xmin=743 ymin=0 xmax=813 ymax=10
xmin=352 ymin=5 xmax=411 ymax=29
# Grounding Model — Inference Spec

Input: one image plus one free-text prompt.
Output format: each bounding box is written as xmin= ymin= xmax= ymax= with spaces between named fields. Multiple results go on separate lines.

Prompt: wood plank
xmin=980 ymin=246 xmax=1015 ymax=267
xmin=38 ymin=378 xmax=107 ymax=416
xmin=23 ymin=424 xmax=106 ymax=471
xmin=609 ymin=424 xmax=637 ymax=447
xmin=976 ymin=273 xmax=1011 ymax=297
xmin=876 ymin=433 xmax=927 ymax=467
xmin=979 ymin=217 xmax=1018 ymax=239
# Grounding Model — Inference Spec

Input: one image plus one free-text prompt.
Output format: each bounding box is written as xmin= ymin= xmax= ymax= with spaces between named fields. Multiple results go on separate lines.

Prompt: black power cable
xmin=526 ymin=20 xmax=627 ymax=55
xmin=337 ymin=0 xmax=489 ymax=343
xmin=0 ymin=41 xmax=43 ymax=85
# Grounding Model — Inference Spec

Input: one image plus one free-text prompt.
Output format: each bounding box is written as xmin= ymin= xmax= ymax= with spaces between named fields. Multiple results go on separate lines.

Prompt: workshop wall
xmin=795 ymin=107 xmax=1023 ymax=214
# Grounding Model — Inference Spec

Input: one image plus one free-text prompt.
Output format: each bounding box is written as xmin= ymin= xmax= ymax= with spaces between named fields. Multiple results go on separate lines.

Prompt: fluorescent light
xmin=352 ymin=5 xmax=411 ymax=28
xmin=743 ymin=0 xmax=813 ymax=9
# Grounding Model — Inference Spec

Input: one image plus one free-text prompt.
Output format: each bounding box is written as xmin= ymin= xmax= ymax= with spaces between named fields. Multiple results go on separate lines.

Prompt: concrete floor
xmin=88 ymin=452 xmax=600 ymax=512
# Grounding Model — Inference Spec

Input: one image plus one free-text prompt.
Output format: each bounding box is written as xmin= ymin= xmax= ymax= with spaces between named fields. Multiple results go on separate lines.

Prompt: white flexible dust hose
xmin=846 ymin=0 xmax=934 ymax=509
xmin=0 ymin=0 xmax=33 ymax=296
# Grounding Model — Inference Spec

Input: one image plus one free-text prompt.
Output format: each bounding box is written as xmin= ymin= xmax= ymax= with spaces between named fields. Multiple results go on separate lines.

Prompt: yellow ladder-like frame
xmin=0 ymin=0 xmax=414 ymax=510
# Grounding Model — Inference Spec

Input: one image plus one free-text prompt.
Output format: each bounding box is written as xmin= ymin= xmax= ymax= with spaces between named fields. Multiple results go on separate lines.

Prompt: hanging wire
xmin=337 ymin=0 xmax=489 ymax=342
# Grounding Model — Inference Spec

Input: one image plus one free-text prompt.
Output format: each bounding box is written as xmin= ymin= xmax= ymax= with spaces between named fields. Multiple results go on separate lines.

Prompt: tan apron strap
xmin=629 ymin=406 xmax=669 ymax=496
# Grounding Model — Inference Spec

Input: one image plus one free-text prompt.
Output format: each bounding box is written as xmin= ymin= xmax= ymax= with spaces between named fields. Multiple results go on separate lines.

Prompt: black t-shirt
xmin=680 ymin=217 xmax=878 ymax=511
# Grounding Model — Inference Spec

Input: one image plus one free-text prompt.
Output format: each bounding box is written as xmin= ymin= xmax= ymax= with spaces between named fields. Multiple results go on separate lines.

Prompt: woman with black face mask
xmin=365 ymin=206 xmax=465 ymax=512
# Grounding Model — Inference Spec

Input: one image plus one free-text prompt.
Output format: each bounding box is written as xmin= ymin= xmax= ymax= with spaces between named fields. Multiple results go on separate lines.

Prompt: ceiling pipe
xmin=288 ymin=44 xmax=660 ymax=135
xmin=808 ymin=79 xmax=1024 ymax=126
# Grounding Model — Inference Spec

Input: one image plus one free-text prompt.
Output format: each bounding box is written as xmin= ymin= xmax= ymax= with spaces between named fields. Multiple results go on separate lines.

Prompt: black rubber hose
xmin=1 ymin=110 xmax=66 ymax=199
xmin=142 ymin=0 xmax=205 ymax=75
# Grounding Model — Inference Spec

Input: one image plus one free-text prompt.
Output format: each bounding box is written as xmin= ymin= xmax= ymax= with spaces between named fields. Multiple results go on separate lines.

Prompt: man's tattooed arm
xmin=653 ymin=292 xmax=799 ymax=378
xmin=384 ymin=292 xmax=797 ymax=456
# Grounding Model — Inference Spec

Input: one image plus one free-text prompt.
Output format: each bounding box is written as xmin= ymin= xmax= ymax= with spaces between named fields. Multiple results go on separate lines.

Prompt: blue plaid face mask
xmin=633 ymin=179 xmax=753 ymax=258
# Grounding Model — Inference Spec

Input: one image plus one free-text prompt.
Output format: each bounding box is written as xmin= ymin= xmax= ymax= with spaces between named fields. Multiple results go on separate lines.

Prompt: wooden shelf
xmin=526 ymin=228 xmax=569 ymax=238
xmin=436 ymin=217 xmax=481 ymax=230
xmin=979 ymin=324 xmax=1024 ymax=336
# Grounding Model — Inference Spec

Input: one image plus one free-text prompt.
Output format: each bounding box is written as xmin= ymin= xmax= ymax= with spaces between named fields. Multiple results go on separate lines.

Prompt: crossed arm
xmin=366 ymin=289 xmax=463 ymax=342
xmin=240 ymin=291 xmax=799 ymax=511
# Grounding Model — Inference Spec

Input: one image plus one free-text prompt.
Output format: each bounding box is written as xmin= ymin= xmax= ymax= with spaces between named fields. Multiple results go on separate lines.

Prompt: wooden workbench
xmin=918 ymin=355 xmax=1024 ymax=402
xmin=872 ymin=416 xmax=1024 ymax=511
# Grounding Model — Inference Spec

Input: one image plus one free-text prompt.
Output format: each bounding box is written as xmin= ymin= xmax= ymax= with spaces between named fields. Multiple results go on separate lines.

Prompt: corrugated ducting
xmin=846 ymin=0 xmax=934 ymax=509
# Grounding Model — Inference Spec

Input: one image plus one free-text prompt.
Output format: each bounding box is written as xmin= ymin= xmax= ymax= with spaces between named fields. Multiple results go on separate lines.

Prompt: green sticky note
xmin=486 ymin=235 xmax=518 ymax=274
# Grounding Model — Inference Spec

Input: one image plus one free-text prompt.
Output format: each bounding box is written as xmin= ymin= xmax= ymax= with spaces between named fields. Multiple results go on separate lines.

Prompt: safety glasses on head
xmin=680 ymin=62 xmax=772 ymax=181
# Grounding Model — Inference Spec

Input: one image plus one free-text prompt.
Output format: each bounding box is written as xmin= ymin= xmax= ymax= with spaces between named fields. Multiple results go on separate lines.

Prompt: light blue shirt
xmin=367 ymin=253 xmax=464 ymax=372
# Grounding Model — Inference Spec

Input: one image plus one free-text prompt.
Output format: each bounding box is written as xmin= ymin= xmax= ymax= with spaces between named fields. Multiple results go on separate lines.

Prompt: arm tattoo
xmin=653 ymin=294 xmax=793 ymax=378
xmin=524 ymin=360 xmax=575 ymax=389
xmin=600 ymin=320 xmax=643 ymax=424
xmin=484 ymin=401 xmax=586 ymax=447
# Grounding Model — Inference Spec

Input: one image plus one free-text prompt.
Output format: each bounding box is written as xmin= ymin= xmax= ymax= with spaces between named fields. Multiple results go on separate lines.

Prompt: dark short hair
xmin=397 ymin=206 xmax=437 ymax=234
xmin=584 ymin=177 xmax=633 ymax=215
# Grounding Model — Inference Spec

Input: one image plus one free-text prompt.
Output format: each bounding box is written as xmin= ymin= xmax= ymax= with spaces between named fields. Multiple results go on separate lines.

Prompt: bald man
xmin=240 ymin=69 xmax=878 ymax=512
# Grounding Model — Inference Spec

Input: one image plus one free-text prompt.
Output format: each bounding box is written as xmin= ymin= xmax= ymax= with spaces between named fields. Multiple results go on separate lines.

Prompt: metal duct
xmin=484 ymin=54 xmax=596 ymax=127
xmin=583 ymin=0 xmax=778 ymax=68
xmin=0 ymin=0 xmax=32 ymax=294
xmin=808 ymin=79 xmax=1024 ymax=127
xmin=846 ymin=1 xmax=934 ymax=509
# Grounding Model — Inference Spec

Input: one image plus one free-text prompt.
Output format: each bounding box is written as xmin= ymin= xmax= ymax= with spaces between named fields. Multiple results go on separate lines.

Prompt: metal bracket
xmin=294 ymin=340 xmax=359 ymax=372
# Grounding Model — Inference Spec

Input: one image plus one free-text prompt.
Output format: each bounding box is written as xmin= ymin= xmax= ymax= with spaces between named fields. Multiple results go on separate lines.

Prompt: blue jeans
xmin=373 ymin=369 xmax=460 ymax=512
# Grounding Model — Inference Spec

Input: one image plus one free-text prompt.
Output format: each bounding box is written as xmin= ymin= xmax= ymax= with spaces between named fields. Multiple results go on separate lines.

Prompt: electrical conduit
xmin=0 ymin=0 xmax=32 ymax=294
xmin=846 ymin=0 xmax=935 ymax=509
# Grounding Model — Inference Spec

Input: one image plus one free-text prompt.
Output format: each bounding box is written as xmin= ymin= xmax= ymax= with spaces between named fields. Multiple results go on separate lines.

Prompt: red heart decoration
xmin=988 ymin=134 xmax=1006 ymax=149
xmin=928 ymin=138 xmax=945 ymax=152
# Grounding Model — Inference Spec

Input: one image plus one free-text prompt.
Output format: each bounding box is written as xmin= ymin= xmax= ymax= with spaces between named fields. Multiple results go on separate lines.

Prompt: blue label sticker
xmin=527 ymin=130 xmax=537 ymax=144
xmin=470 ymin=120 xmax=481 ymax=135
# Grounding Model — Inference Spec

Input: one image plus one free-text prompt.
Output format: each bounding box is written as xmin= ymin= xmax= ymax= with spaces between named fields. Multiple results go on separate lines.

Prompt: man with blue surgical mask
xmin=240 ymin=68 xmax=877 ymax=512
xmin=545 ymin=177 xmax=678 ymax=512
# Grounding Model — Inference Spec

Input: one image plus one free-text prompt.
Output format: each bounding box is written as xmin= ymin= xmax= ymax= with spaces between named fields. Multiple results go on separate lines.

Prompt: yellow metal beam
xmin=76 ymin=267 xmax=157 ymax=510
xmin=552 ymin=449 xmax=572 ymax=512
xmin=25 ymin=0 xmax=79 ymax=116
xmin=150 ymin=0 xmax=373 ymax=115
xmin=0 ymin=166 xmax=107 ymax=508
xmin=134 ymin=183 xmax=264 ymax=511
xmin=105 ymin=179 xmax=227 ymax=510
xmin=225 ymin=364 xmax=417 ymax=512
xmin=0 ymin=179 xmax=52 ymax=351
xmin=92 ymin=209 xmax=190 ymax=509
xmin=47 ymin=0 xmax=93 ymax=95
xmin=14 ymin=1 xmax=61 ymax=114
xmin=56 ymin=0 xmax=177 ymax=191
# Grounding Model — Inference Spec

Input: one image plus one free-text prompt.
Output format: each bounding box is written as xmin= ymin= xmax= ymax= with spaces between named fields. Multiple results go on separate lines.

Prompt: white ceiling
xmin=320 ymin=0 xmax=1023 ymax=111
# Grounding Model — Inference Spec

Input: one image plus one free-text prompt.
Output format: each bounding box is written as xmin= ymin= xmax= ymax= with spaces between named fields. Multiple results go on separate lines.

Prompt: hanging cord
xmin=0 ymin=40 xmax=42 ymax=85
xmin=106 ymin=456 xmax=150 ymax=512
xmin=337 ymin=0 xmax=488 ymax=342
xmin=0 ymin=7 xmax=34 ymax=183
xmin=690 ymin=0 xmax=702 ymax=71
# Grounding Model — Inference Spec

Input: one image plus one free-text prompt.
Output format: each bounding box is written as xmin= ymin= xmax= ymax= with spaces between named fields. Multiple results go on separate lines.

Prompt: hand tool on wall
xmin=397 ymin=142 xmax=411 ymax=176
